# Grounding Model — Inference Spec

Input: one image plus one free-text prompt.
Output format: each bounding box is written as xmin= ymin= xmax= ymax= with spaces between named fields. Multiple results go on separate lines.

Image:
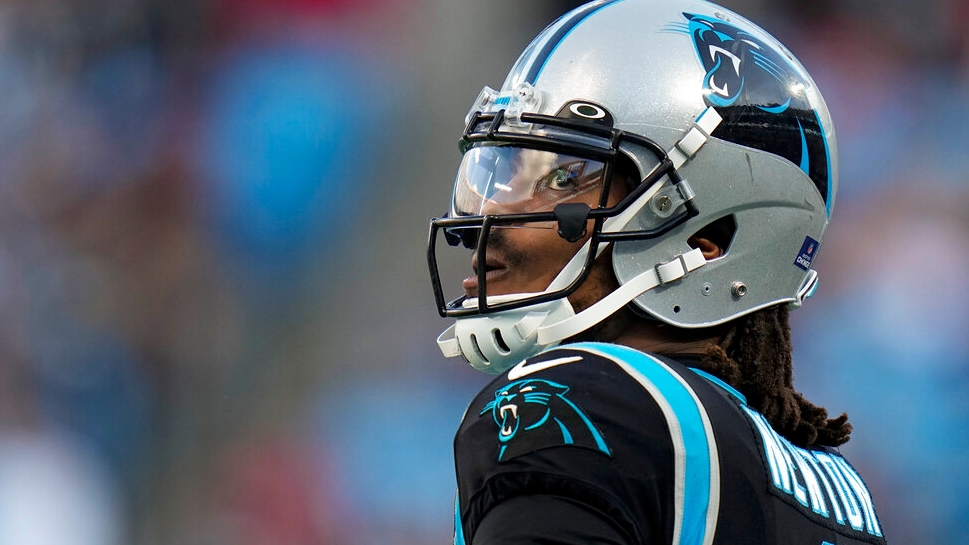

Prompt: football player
xmin=426 ymin=0 xmax=888 ymax=543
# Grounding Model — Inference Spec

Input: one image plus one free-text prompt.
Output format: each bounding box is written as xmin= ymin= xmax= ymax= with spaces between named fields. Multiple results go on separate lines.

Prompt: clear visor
xmin=451 ymin=145 xmax=607 ymax=217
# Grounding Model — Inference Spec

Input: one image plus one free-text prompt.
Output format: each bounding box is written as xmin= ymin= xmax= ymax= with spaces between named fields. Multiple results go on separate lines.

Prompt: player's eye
xmin=540 ymin=161 xmax=586 ymax=192
xmin=546 ymin=168 xmax=576 ymax=191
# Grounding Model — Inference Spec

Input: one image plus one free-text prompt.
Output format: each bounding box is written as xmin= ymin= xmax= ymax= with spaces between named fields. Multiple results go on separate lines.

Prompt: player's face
xmin=454 ymin=146 xmax=628 ymax=312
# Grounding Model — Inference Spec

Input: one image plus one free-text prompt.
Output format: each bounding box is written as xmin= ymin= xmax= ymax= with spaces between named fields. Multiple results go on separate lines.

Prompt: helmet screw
xmin=731 ymin=282 xmax=747 ymax=298
xmin=701 ymin=283 xmax=713 ymax=296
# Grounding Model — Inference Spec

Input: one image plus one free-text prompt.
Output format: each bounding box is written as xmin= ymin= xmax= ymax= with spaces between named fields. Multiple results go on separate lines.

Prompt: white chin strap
xmin=438 ymin=108 xmax=721 ymax=373
xmin=540 ymin=246 xmax=706 ymax=342
xmin=437 ymin=247 xmax=706 ymax=373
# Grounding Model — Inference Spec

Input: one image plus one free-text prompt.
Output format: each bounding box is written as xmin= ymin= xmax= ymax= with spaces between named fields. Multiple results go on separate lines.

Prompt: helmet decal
xmin=668 ymin=12 xmax=833 ymax=214
xmin=794 ymin=236 xmax=820 ymax=271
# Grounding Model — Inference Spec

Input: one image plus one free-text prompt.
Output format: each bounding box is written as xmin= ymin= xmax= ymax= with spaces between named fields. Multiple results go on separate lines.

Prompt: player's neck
xmin=613 ymin=319 xmax=720 ymax=357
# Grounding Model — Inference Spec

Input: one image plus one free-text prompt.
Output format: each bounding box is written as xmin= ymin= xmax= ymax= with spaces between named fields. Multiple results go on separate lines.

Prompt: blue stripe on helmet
xmin=816 ymin=109 xmax=834 ymax=217
xmin=526 ymin=0 xmax=625 ymax=84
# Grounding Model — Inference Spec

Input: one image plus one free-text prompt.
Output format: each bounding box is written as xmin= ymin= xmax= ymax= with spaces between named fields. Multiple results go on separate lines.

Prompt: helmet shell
xmin=496 ymin=0 xmax=837 ymax=327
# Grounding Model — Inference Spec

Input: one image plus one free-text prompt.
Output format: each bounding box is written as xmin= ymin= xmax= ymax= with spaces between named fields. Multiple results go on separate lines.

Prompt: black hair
xmin=699 ymin=305 xmax=852 ymax=448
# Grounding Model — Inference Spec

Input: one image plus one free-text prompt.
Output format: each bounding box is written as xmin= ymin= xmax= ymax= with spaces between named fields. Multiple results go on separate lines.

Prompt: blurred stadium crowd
xmin=0 ymin=0 xmax=966 ymax=543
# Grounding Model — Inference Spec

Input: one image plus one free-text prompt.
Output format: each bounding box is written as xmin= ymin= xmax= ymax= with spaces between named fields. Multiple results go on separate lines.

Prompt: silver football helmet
xmin=428 ymin=0 xmax=837 ymax=373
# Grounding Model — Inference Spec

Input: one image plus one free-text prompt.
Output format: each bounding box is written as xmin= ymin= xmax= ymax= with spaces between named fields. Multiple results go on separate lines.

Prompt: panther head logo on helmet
xmin=670 ymin=12 xmax=832 ymax=211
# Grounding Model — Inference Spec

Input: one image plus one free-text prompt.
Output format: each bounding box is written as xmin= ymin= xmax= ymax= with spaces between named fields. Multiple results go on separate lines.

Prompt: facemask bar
xmin=427 ymin=108 xmax=699 ymax=318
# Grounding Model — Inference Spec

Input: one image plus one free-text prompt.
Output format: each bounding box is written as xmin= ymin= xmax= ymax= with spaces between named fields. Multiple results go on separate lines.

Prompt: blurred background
xmin=0 ymin=0 xmax=965 ymax=543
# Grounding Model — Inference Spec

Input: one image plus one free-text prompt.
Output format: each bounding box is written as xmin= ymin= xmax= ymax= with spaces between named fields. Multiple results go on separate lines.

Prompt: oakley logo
xmin=555 ymin=100 xmax=615 ymax=127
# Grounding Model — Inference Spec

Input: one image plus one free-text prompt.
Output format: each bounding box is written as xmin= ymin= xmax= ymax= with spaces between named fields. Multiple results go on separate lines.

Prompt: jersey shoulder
xmin=462 ymin=341 xmax=721 ymax=463
xmin=454 ymin=342 xmax=725 ymax=545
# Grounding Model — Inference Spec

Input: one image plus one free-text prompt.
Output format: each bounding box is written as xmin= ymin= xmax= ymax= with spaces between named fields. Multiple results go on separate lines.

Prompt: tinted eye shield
xmin=451 ymin=146 xmax=607 ymax=224
xmin=427 ymin=109 xmax=699 ymax=318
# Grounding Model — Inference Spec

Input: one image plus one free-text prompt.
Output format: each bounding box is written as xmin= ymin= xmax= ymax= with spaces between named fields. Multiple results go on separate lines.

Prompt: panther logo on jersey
xmin=480 ymin=378 xmax=611 ymax=462
xmin=666 ymin=12 xmax=832 ymax=210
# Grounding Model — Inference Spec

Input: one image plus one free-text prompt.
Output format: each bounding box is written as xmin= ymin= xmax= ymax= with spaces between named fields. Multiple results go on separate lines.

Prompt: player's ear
xmin=687 ymin=215 xmax=734 ymax=260
xmin=687 ymin=236 xmax=722 ymax=260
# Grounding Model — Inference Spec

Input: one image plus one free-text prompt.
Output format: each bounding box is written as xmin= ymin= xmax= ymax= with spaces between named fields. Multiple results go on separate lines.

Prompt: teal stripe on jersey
xmin=454 ymin=491 xmax=466 ymax=545
xmin=690 ymin=367 xmax=747 ymax=404
xmin=569 ymin=342 xmax=720 ymax=545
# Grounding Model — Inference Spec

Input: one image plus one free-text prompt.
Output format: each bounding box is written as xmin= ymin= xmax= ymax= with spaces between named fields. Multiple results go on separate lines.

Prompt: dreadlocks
xmin=699 ymin=305 xmax=852 ymax=449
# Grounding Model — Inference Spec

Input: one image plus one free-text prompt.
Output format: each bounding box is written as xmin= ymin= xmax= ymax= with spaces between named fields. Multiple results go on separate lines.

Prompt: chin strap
xmin=668 ymin=107 xmax=723 ymax=169
xmin=437 ymin=247 xmax=706 ymax=373
xmin=537 ymin=247 xmax=707 ymax=343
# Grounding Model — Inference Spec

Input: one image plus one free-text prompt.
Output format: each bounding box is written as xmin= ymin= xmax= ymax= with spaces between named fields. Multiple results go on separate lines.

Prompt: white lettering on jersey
xmin=815 ymin=452 xmax=865 ymax=531
xmin=743 ymin=407 xmax=883 ymax=538
xmin=833 ymin=456 xmax=883 ymax=536
xmin=791 ymin=448 xmax=829 ymax=517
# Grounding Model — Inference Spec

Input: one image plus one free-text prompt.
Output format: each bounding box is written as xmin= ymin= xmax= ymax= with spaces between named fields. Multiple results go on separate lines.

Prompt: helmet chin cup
xmin=437 ymin=295 xmax=576 ymax=374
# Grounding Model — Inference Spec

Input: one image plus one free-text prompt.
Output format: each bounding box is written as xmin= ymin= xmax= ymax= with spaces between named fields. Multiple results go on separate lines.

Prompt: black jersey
xmin=453 ymin=342 xmax=887 ymax=545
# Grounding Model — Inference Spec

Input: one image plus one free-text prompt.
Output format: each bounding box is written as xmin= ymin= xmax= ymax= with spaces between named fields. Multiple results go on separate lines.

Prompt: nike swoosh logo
xmin=508 ymin=356 xmax=583 ymax=380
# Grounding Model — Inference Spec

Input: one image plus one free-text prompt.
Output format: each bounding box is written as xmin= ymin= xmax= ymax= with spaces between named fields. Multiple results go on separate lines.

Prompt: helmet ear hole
xmin=689 ymin=215 xmax=736 ymax=256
